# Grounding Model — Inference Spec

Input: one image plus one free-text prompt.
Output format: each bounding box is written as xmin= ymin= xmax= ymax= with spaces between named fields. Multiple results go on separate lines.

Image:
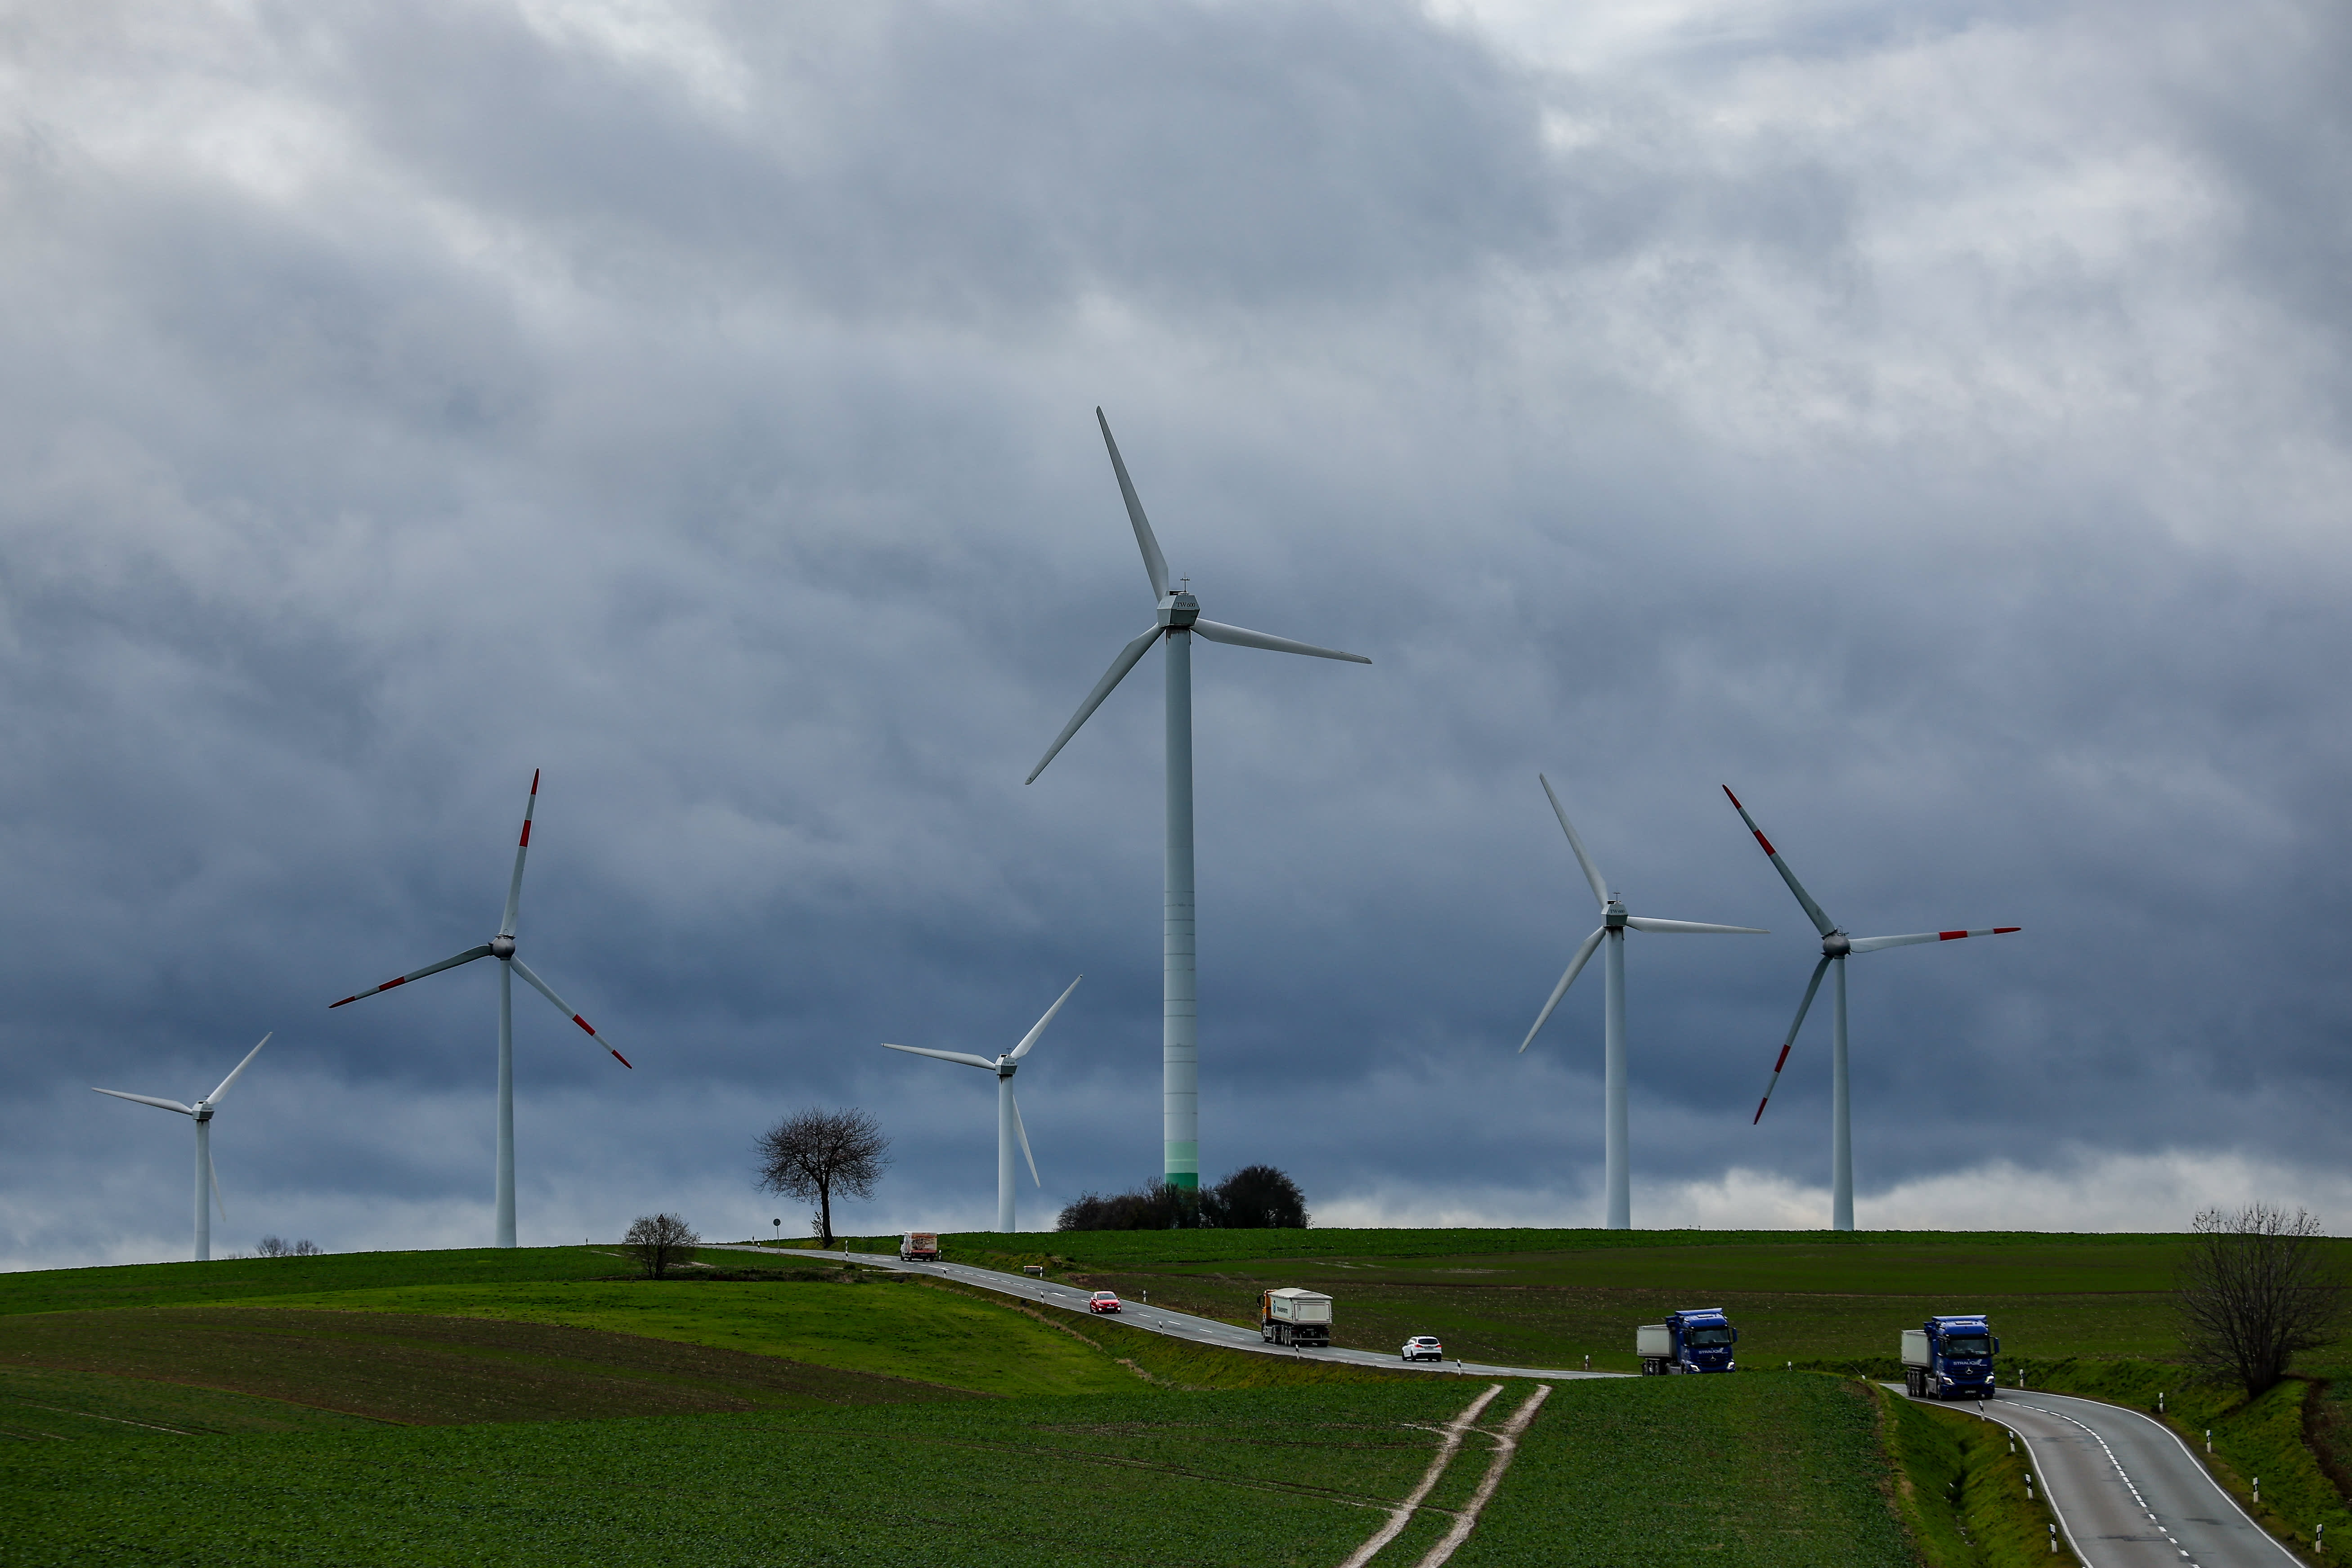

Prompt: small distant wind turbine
xmin=883 ymin=976 xmax=1081 ymax=1232
xmin=93 ymin=1032 xmax=271 ymax=1262
xmin=1723 ymin=785 xmax=2019 ymax=1231
xmin=1517 ymin=776 xmax=1765 ymax=1230
xmin=328 ymin=771 xmax=630 ymax=1249
xmin=1027 ymin=410 xmax=1367 ymax=1194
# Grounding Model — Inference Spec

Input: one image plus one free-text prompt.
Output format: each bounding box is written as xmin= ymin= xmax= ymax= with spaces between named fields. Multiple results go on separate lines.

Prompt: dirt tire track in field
xmin=1339 ymin=1384 xmax=1503 ymax=1568
xmin=1411 ymin=1383 xmax=1551 ymax=1567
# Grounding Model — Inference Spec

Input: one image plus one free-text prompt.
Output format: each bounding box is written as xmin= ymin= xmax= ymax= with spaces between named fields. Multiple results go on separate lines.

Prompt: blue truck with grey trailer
xmin=1637 ymin=1306 xmax=1739 ymax=1375
xmin=1903 ymin=1315 xmax=1998 ymax=1400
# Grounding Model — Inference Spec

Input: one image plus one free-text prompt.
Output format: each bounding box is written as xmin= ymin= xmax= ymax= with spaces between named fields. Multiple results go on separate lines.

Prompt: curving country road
xmin=703 ymin=1241 xmax=1611 ymax=1380
xmin=1922 ymin=1387 xmax=2297 ymax=1568
xmin=709 ymin=1245 xmax=2296 ymax=1564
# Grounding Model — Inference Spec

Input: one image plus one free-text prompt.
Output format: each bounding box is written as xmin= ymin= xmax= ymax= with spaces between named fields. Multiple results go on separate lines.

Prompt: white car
xmin=1402 ymin=1335 xmax=1444 ymax=1362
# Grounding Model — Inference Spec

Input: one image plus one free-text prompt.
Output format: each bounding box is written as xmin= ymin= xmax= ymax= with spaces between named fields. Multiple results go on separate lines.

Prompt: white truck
xmin=1259 ymin=1288 xmax=1333 ymax=1347
xmin=898 ymin=1231 xmax=940 ymax=1262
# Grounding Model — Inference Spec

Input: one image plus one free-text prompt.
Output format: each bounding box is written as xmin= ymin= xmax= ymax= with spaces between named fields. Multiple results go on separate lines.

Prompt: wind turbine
xmin=93 ymin=1032 xmax=271 ymax=1261
xmin=1027 ymin=410 xmax=1367 ymax=1194
xmin=327 ymin=771 xmax=630 ymax=1248
xmin=1517 ymin=776 xmax=1765 ymax=1229
xmin=883 ymin=976 xmax=1082 ymax=1232
xmin=1723 ymin=785 xmax=2019 ymax=1231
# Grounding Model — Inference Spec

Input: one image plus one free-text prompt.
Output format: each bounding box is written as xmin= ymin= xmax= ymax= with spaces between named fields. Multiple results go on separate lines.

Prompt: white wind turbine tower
xmin=328 ymin=771 xmax=631 ymax=1248
xmin=1723 ymin=785 xmax=2020 ymax=1231
xmin=883 ymin=977 xmax=1082 ymax=1232
xmin=1027 ymin=410 xmax=1368 ymax=1194
xmin=93 ymin=1033 xmax=271 ymax=1262
xmin=1517 ymin=776 xmax=1765 ymax=1230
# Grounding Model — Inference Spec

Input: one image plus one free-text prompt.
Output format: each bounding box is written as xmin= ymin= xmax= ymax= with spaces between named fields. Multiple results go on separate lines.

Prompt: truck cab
xmin=1638 ymin=1307 xmax=1739 ymax=1375
xmin=1903 ymin=1315 xmax=1998 ymax=1401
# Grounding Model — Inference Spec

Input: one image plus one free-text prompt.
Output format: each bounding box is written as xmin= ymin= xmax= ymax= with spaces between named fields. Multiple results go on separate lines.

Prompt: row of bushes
xmin=1056 ymin=1165 xmax=1308 ymax=1231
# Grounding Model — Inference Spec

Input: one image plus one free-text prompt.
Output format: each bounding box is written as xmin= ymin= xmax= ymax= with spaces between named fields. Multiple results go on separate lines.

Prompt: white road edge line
xmin=2014 ymin=1393 xmax=2302 ymax=1566
xmin=1337 ymin=1384 xmax=1503 ymax=1568
xmin=1412 ymin=1384 xmax=1552 ymax=1568
xmin=1959 ymin=1398 xmax=2091 ymax=1566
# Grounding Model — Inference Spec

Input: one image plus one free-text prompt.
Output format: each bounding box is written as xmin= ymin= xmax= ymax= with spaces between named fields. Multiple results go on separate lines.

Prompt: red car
xmin=1088 ymin=1290 xmax=1122 ymax=1314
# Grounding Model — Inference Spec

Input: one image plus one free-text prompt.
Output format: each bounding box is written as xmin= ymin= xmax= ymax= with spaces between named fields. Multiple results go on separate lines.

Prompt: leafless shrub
xmin=623 ymin=1213 xmax=700 ymax=1279
xmin=255 ymin=1236 xmax=322 ymax=1258
xmin=2177 ymin=1204 xmax=2347 ymax=1397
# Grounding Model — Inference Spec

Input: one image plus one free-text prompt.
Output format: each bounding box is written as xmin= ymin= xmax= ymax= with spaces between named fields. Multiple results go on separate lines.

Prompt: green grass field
xmin=892 ymin=1229 xmax=2262 ymax=1372
xmin=9 ymin=1227 xmax=2343 ymax=1565
xmin=1 ymin=1370 xmax=1932 ymax=1568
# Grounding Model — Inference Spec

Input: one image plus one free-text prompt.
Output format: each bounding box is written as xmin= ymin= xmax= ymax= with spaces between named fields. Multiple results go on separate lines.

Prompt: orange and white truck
xmin=899 ymin=1231 xmax=940 ymax=1262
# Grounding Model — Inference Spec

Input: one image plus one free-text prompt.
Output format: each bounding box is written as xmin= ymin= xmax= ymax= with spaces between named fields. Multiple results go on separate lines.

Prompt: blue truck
xmin=1903 ymin=1315 xmax=1998 ymax=1400
xmin=1636 ymin=1307 xmax=1739 ymax=1375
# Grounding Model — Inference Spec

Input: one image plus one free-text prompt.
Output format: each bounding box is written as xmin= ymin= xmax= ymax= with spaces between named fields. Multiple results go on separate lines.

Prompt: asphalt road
xmin=1924 ymin=1387 xmax=2298 ymax=1568
xmin=702 ymin=1241 xmax=1611 ymax=1381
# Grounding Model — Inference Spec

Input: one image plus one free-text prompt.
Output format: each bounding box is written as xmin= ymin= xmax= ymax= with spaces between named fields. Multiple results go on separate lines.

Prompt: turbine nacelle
xmin=1157 ymin=591 xmax=1200 ymax=629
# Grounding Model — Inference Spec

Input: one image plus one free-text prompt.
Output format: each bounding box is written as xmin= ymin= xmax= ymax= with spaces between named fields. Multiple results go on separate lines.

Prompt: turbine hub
xmin=1157 ymin=591 xmax=1199 ymax=630
xmin=490 ymin=934 xmax=517 ymax=959
xmin=1823 ymin=932 xmax=1851 ymax=959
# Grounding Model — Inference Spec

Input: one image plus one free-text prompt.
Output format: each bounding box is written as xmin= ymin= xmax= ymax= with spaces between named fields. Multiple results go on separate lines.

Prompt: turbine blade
xmin=1008 ymin=975 xmax=1082 ymax=1061
xmin=1624 ymin=917 xmax=1769 ymax=935
xmin=208 ymin=1146 xmax=227 ymax=1223
xmin=508 ymin=958 xmax=632 ymax=1068
xmin=1519 ymin=927 xmax=1606 ymax=1053
xmin=1754 ymin=955 xmax=1832 ymax=1124
xmin=881 ymin=1042 xmax=999 ymax=1071
xmin=329 ymin=945 xmax=495 ymax=1008
xmin=205 ymin=1033 xmax=271 ymax=1107
xmin=1538 ymin=774 xmax=1608 ymax=909
xmin=1097 ymin=408 xmax=1170 ymax=600
xmin=1190 ymin=618 xmax=1370 ymax=664
xmin=91 ymin=1088 xmax=195 ymax=1116
xmin=500 ymin=769 xmax=540 ymax=939
xmin=1721 ymin=786 xmax=1837 ymax=937
xmin=1025 ymin=627 xmax=1160 ymax=785
xmin=1009 ymin=1086 xmax=1040 ymax=1187
xmin=1849 ymin=926 xmax=2022 ymax=954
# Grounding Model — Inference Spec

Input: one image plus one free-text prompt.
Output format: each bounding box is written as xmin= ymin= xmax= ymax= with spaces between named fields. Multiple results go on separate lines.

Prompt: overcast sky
xmin=5 ymin=0 xmax=2349 ymax=1268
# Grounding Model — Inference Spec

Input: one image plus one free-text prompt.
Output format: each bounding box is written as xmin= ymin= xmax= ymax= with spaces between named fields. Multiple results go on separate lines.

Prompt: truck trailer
xmin=898 ymin=1232 xmax=940 ymax=1261
xmin=1260 ymin=1288 xmax=1333 ymax=1346
xmin=1636 ymin=1307 xmax=1739 ymax=1375
xmin=1903 ymin=1316 xmax=1998 ymax=1400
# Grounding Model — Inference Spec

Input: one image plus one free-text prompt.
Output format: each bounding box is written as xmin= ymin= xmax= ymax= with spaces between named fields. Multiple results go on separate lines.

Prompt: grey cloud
xmin=5 ymin=0 xmax=2352 ymax=1267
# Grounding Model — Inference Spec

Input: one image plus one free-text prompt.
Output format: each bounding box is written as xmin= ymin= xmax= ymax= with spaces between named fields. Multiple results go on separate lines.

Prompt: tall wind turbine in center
xmin=1517 ymin=776 xmax=1765 ymax=1229
xmin=1027 ymin=410 xmax=1369 ymax=1192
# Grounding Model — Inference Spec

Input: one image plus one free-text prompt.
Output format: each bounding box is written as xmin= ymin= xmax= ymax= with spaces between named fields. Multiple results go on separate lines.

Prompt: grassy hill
xmin=18 ymin=1228 xmax=2335 ymax=1565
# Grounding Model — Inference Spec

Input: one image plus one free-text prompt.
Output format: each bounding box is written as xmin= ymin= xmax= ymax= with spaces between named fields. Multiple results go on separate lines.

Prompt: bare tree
xmin=623 ymin=1212 xmax=700 ymax=1279
xmin=2177 ymin=1204 xmax=2346 ymax=1397
xmin=255 ymin=1236 xmax=322 ymax=1258
xmin=755 ymin=1108 xmax=890 ymax=1247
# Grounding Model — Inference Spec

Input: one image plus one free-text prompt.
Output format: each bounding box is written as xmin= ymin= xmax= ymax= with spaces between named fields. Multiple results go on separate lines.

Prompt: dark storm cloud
xmin=5 ymin=0 xmax=2351 ymax=1265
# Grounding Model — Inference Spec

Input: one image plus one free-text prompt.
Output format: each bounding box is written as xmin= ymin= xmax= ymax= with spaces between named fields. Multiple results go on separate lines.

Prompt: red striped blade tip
xmin=1721 ymin=784 xmax=1743 ymax=809
xmin=329 ymin=995 xmax=358 ymax=1009
xmin=1994 ymin=926 xmax=2020 ymax=934
xmin=530 ymin=769 xmax=540 ymax=794
xmin=609 ymin=1048 xmax=633 ymax=1069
